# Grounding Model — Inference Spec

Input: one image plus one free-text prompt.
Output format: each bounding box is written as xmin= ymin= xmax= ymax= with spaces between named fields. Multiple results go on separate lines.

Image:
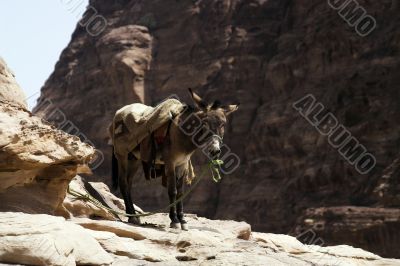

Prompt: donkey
xmin=111 ymin=89 xmax=238 ymax=230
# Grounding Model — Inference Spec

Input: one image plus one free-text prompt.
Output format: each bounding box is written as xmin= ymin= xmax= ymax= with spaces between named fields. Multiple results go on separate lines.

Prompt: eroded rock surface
xmin=0 ymin=58 xmax=94 ymax=214
xmin=0 ymin=101 xmax=94 ymax=214
xmin=0 ymin=212 xmax=113 ymax=266
xmin=1 ymin=212 xmax=399 ymax=266
xmin=61 ymin=175 xmax=143 ymax=221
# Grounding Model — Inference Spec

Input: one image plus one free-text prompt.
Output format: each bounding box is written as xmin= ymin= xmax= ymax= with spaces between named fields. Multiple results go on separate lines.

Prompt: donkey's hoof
xmin=128 ymin=217 xmax=141 ymax=225
xmin=170 ymin=222 xmax=180 ymax=229
xmin=181 ymin=223 xmax=189 ymax=231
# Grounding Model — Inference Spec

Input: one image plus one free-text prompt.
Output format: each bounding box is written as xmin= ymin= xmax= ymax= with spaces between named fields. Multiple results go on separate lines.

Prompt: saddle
xmin=140 ymin=121 xmax=171 ymax=187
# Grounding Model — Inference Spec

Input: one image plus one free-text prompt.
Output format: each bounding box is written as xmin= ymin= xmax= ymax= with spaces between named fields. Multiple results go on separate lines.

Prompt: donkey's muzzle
xmin=208 ymin=134 xmax=222 ymax=159
xmin=210 ymin=149 xmax=221 ymax=159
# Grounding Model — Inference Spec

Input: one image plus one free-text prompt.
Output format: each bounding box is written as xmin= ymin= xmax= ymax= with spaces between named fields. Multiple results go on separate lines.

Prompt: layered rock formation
xmin=0 ymin=58 xmax=94 ymax=215
xmin=293 ymin=206 xmax=400 ymax=259
xmin=33 ymin=0 xmax=400 ymax=258
xmin=1 ymin=211 xmax=400 ymax=266
xmin=1 ymin=152 xmax=398 ymax=265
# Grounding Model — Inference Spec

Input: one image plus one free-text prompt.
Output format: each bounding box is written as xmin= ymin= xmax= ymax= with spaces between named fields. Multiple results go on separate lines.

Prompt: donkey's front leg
xmin=176 ymin=175 xmax=188 ymax=230
xmin=126 ymin=158 xmax=141 ymax=225
xmin=166 ymin=165 xmax=180 ymax=228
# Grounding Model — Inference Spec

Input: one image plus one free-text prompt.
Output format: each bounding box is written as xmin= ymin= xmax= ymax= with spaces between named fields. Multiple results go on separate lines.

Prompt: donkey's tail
xmin=111 ymin=147 xmax=119 ymax=190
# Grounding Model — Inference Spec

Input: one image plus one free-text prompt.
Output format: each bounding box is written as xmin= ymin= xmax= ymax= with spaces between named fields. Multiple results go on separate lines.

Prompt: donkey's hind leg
xmin=117 ymin=154 xmax=140 ymax=225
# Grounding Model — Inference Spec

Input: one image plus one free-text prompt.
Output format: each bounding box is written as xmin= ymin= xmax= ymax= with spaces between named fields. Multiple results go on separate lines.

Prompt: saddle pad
xmin=111 ymin=98 xmax=196 ymax=182
xmin=112 ymin=98 xmax=185 ymax=151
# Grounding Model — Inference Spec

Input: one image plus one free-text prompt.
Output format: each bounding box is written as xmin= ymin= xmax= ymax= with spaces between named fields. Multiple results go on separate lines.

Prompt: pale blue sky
xmin=0 ymin=1 xmax=88 ymax=109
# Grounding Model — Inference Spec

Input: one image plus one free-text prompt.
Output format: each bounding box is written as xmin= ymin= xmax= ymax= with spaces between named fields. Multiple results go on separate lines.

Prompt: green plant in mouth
xmin=209 ymin=159 xmax=224 ymax=183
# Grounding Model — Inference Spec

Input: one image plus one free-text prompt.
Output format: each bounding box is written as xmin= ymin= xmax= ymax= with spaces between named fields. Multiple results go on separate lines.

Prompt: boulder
xmin=0 ymin=212 xmax=113 ymax=266
xmin=62 ymin=175 xmax=143 ymax=220
xmin=0 ymin=58 xmax=94 ymax=214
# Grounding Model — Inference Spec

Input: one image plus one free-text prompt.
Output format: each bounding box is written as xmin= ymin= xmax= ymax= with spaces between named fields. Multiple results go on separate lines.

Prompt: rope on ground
xmin=67 ymin=160 xmax=224 ymax=218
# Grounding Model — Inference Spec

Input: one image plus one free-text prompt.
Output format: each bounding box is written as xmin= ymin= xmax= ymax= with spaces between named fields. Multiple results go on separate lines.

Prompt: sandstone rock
xmin=0 ymin=101 xmax=94 ymax=214
xmin=62 ymin=175 xmax=144 ymax=220
xmin=87 ymin=230 xmax=171 ymax=262
xmin=61 ymin=175 xmax=118 ymax=220
xmin=74 ymin=213 xmax=251 ymax=242
xmin=0 ymin=57 xmax=94 ymax=215
xmin=0 ymin=102 xmax=93 ymax=175
xmin=71 ymin=213 xmax=400 ymax=265
xmin=0 ymin=57 xmax=26 ymax=108
xmin=0 ymin=201 xmax=399 ymax=265
xmin=0 ymin=212 xmax=113 ymax=266
xmin=33 ymin=0 xmax=400 ymax=258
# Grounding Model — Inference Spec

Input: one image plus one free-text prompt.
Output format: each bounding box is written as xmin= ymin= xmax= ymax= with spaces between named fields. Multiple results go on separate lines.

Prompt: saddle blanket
xmin=112 ymin=98 xmax=185 ymax=149
xmin=111 ymin=98 xmax=196 ymax=183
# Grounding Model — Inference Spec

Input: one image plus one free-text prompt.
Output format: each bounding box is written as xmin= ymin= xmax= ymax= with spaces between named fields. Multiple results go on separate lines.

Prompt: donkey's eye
xmin=220 ymin=123 xmax=225 ymax=128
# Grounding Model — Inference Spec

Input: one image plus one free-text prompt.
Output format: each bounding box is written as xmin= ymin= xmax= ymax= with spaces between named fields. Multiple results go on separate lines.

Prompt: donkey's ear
xmin=223 ymin=104 xmax=239 ymax=116
xmin=188 ymin=88 xmax=208 ymax=110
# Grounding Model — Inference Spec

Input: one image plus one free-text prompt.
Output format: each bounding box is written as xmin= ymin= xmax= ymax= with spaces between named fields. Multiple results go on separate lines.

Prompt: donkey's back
xmin=110 ymin=99 xmax=183 ymax=156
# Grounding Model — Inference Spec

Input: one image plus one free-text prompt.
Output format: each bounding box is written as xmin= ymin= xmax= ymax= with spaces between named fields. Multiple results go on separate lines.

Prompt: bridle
xmin=178 ymin=104 xmax=224 ymax=146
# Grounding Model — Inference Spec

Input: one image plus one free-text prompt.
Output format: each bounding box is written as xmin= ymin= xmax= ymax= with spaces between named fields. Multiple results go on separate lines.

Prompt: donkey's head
xmin=188 ymin=88 xmax=239 ymax=158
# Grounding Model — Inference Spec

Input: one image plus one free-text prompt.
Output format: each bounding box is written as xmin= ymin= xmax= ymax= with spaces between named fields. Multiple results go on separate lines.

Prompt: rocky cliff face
xmin=33 ymin=0 xmax=400 ymax=258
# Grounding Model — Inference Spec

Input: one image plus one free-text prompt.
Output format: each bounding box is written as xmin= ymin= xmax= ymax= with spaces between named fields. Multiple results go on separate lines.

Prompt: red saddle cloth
xmin=155 ymin=135 xmax=166 ymax=145
xmin=153 ymin=122 xmax=170 ymax=146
